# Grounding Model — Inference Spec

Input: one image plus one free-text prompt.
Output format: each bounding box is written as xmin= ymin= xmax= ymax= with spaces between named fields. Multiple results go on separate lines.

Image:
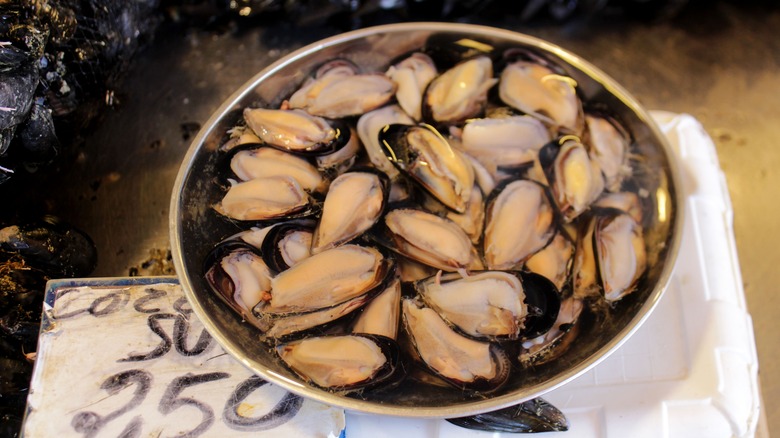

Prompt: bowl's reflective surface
xmin=170 ymin=22 xmax=682 ymax=418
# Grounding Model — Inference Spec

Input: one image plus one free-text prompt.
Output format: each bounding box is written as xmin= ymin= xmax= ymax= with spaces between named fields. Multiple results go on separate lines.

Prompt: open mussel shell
xmin=518 ymin=270 xmax=562 ymax=339
xmin=538 ymin=136 xmax=605 ymax=223
xmin=310 ymin=167 xmax=390 ymax=254
xmin=421 ymin=55 xmax=498 ymax=126
xmin=243 ymin=107 xmax=352 ymax=156
xmin=401 ymin=297 xmax=512 ymax=394
xmin=574 ymin=209 xmax=647 ymax=304
xmin=524 ymin=228 xmax=576 ymax=293
xmin=414 ymin=270 xmax=561 ymax=342
xmin=371 ymin=206 xmax=482 ymax=272
xmin=275 ymin=333 xmax=405 ymax=394
xmin=414 ymin=271 xmax=526 ymax=342
xmin=519 ymin=296 xmax=584 ymax=367
xmin=483 ymin=178 xmax=558 ymax=270
xmin=379 ymin=123 xmax=474 ymax=213
xmin=254 ymin=290 xmax=376 ymax=342
xmin=224 ymin=145 xmax=327 ymax=194
xmin=583 ymin=109 xmax=633 ymax=193
xmin=498 ymin=47 xmax=585 ymax=136
xmin=256 ymin=244 xmax=395 ymax=316
xmin=351 ymin=275 xmax=402 ymax=340
xmin=203 ymin=239 xmax=271 ymax=328
xmin=213 ymin=176 xmax=321 ymax=223
xmin=259 ymin=222 xmax=314 ymax=272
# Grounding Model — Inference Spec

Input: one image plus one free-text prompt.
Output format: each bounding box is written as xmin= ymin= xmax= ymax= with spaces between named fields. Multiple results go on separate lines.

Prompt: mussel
xmin=214 ymin=176 xmax=316 ymax=222
xmin=483 ymin=179 xmax=556 ymax=270
xmin=401 ymin=297 xmax=511 ymax=393
xmin=288 ymin=59 xmax=396 ymax=119
xmin=422 ymin=55 xmax=498 ymax=125
xmin=276 ymin=334 xmax=403 ymax=393
xmin=229 ymin=146 xmax=326 ymax=193
xmin=498 ymin=50 xmax=584 ymax=135
xmin=378 ymin=208 xmax=482 ymax=272
xmin=538 ymin=136 xmax=605 ymax=223
xmin=258 ymin=244 xmax=393 ymax=315
xmin=386 ymin=52 xmax=438 ymax=121
xmin=574 ymin=210 xmax=647 ymax=303
xmin=243 ymin=108 xmax=351 ymax=156
xmin=380 ymin=123 xmax=474 ymax=213
xmin=204 ymin=240 xmax=272 ymax=326
xmin=311 ymin=169 xmax=388 ymax=254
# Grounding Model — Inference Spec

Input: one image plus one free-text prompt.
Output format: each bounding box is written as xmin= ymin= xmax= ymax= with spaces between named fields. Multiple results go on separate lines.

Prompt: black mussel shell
xmin=422 ymin=34 xmax=497 ymax=70
xmin=0 ymin=216 xmax=97 ymax=278
xmin=518 ymin=270 xmax=562 ymax=340
xmin=447 ymin=397 xmax=569 ymax=433
xmin=260 ymin=222 xmax=315 ymax=273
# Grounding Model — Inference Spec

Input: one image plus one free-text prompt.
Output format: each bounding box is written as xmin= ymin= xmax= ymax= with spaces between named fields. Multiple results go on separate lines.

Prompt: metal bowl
xmin=170 ymin=22 xmax=683 ymax=418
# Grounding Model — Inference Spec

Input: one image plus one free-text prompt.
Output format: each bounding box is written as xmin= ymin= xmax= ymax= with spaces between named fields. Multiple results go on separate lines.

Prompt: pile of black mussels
xmin=0 ymin=216 xmax=96 ymax=433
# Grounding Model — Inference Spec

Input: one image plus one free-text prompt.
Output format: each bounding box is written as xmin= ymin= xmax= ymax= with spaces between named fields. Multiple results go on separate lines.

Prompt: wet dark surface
xmin=8 ymin=2 xmax=779 ymax=433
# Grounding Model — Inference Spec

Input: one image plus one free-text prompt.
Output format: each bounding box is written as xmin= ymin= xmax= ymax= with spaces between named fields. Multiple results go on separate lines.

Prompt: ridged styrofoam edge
xmin=345 ymin=112 xmax=761 ymax=437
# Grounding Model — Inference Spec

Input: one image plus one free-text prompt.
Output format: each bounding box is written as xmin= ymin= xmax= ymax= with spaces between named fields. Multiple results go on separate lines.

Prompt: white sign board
xmin=24 ymin=278 xmax=345 ymax=438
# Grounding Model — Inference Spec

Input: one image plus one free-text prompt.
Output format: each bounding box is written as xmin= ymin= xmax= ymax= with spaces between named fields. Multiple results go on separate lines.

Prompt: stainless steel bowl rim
xmin=169 ymin=22 xmax=685 ymax=418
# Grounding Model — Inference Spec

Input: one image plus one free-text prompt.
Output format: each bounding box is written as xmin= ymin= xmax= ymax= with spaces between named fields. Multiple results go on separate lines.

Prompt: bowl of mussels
xmin=170 ymin=22 xmax=683 ymax=417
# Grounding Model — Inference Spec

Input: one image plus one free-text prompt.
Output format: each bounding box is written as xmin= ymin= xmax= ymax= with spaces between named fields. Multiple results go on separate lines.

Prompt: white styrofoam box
xmin=23 ymin=113 xmax=760 ymax=437
xmin=345 ymin=113 xmax=760 ymax=438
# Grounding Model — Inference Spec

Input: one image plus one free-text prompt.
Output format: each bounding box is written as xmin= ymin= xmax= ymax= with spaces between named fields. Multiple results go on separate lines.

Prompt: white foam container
xmin=23 ymin=113 xmax=762 ymax=437
xmin=346 ymin=112 xmax=763 ymax=437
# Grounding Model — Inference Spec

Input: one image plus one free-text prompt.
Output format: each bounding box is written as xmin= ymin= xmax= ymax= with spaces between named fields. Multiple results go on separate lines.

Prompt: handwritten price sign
xmin=24 ymin=279 xmax=345 ymax=438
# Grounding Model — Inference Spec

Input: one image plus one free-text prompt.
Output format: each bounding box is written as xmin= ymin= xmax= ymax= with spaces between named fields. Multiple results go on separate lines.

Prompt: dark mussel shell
xmin=447 ymin=397 xmax=569 ymax=433
xmin=516 ymin=270 xmax=562 ymax=340
xmin=422 ymin=34 xmax=497 ymax=71
xmin=0 ymin=216 xmax=97 ymax=278
xmin=275 ymin=333 xmax=405 ymax=394
xmin=519 ymin=296 xmax=585 ymax=367
xmin=260 ymin=222 xmax=315 ymax=273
